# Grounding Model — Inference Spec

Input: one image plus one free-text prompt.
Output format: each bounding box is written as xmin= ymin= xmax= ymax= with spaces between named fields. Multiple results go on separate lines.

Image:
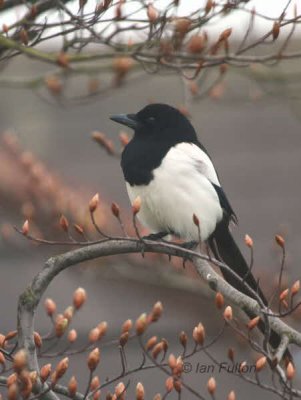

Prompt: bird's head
xmin=110 ymin=103 xmax=197 ymax=144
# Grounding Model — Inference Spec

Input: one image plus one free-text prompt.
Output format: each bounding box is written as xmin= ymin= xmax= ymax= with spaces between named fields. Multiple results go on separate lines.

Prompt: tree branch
xmin=17 ymin=237 xmax=301 ymax=394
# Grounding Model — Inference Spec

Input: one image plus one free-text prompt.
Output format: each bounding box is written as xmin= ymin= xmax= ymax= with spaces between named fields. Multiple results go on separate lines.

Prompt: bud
xmin=192 ymin=323 xmax=205 ymax=345
xmin=215 ymin=292 xmax=224 ymax=309
xmin=115 ymin=3 xmax=122 ymax=19
xmin=20 ymin=371 xmax=33 ymax=398
xmin=59 ymin=215 xmax=69 ymax=232
xmin=286 ymin=362 xmax=295 ymax=380
xmin=146 ymin=336 xmax=157 ymax=351
xmin=223 ymin=306 xmax=233 ymax=321
xmin=247 ymin=316 xmax=260 ymax=331
xmin=63 ymin=306 xmax=74 ymax=322
xmin=7 ymin=373 xmax=17 ymax=387
xmin=136 ymin=382 xmax=145 ymax=400
xmin=272 ymin=22 xmax=280 ymax=40
xmin=279 ymin=288 xmax=289 ymax=301
xmin=2 ymin=24 xmax=9 ymax=34
xmin=219 ymin=28 xmax=232 ymax=41
xmin=291 ymin=280 xmax=300 ymax=296
xmin=205 ymin=0 xmax=213 ymax=14
xmin=132 ymin=196 xmax=142 ymax=215
xmin=40 ymin=364 xmax=51 ymax=382
xmin=93 ymin=390 xmax=101 ymax=400
xmin=29 ymin=371 xmax=38 ymax=386
xmin=119 ymin=132 xmax=130 ymax=147
xmin=68 ymin=376 xmax=77 ymax=397
xmin=239 ymin=361 xmax=247 ymax=373
xmin=152 ymin=342 xmax=164 ymax=359
xmin=150 ymin=301 xmax=163 ymax=322
xmin=13 ymin=349 xmax=27 ymax=373
xmin=73 ymin=287 xmax=87 ymax=309
xmin=173 ymin=379 xmax=181 ymax=393
xmin=21 ymin=219 xmax=30 ymax=236
xmin=0 ymin=333 xmax=5 ymax=348
xmin=68 ymin=329 xmax=77 ymax=343
xmin=73 ymin=224 xmax=84 ymax=235
xmin=275 ymin=234 xmax=285 ymax=248
xmin=187 ymin=35 xmax=205 ymax=53
xmin=174 ymin=18 xmax=191 ymax=38
xmin=55 ymin=357 xmax=69 ymax=379
xmin=45 ymin=75 xmax=63 ymax=95
xmin=51 ymin=372 xmax=58 ymax=385
xmin=113 ymin=57 xmax=134 ymax=79
xmin=90 ymin=376 xmax=100 ymax=390
xmin=192 ymin=214 xmax=199 ymax=227
xmin=44 ymin=298 xmax=56 ymax=316
xmin=30 ymin=4 xmax=37 ymax=17
xmin=57 ymin=52 xmax=69 ymax=68
xmin=55 ymin=315 xmax=68 ymax=337
xmin=179 ymin=331 xmax=187 ymax=348
xmin=174 ymin=356 xmax=183 ymax=376
xmin=244 ymin=234 xmax=253 ymax=248
xmin=92 ymin=132 xmax=115 ymax=155
xmin=115 ymin=382 xmax=126 ymax=399
xmin=5 ymin=331 xmax=17 ymax=342
xmin=119 ymin=332 xmax=129 ymax=347
xmin=97 ymin=321 xmax=108 ymax=339
xmin=7 ymin=383 xmax=18 ymax=400
xmin=227 ymin=390 xmax=236 ymax=400
xmin=255 ymin=356 xmax=267 ymax=372
xmin=111 ymin=202 xmax=120 ymax=218
xmin=147 ymin=4 xmax=158 ymax=23
xmin=121 ymin=319 xmax=132 ymax=333
xmin=207 ymin=377 xmax=216 ymax=394
xmin=89 ymin=194 xmax=99 ymax=213
xmin=34 ymin=332 xmax=42 ymax=348
xmin=189 ymin=82 xmax=199 ymax=96
xmin=20 ymin=28 xmax=28 ymax=45
xmin=161 ymin=338 xmax=168 ymax=353
xmin=165 ymin=376 xmax=173 ymax=392
xmin=0 ymin=352 xmax=5 ymax=365
xmin=168 ymin=354 xmax=177 ymax=370
xmin=135 ymin=313 xmax=148 ymax=335
xmin=88 ymin=327 xmax=100 ymax=343
xmin=87 ymin=348 xmax=100 ymax=371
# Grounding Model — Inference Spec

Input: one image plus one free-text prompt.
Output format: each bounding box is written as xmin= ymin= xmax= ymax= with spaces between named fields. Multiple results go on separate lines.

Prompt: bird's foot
xmin=181 ymin=240 xmax=198 ymax=250
xmin=179 ymin=241 xmax=198 ymax=269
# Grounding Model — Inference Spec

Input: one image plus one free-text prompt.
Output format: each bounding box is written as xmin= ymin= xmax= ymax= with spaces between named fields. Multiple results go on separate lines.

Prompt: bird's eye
xmin=147 ymin=117 xmax=155 ymax=124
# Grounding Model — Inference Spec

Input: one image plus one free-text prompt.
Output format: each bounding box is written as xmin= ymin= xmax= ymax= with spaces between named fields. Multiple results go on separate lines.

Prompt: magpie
xmin=110 ymin=103 xmax=289 ymax=359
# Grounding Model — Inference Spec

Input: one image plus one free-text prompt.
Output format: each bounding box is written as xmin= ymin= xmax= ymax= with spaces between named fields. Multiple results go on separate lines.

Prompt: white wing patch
xmin=126 ymin=142 xmax=223 ymax=241
xmin=171 ymin=143 xmax=221 ymax=186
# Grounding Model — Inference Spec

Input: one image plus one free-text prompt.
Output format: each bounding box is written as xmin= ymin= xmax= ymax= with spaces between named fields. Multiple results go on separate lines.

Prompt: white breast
xmin=126 ymin=143 xmax=223 ymax=241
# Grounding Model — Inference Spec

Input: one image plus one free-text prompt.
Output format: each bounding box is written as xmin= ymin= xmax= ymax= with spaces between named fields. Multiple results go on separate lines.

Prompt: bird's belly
xmin=125 ymin=163 xmax=223 ymax=241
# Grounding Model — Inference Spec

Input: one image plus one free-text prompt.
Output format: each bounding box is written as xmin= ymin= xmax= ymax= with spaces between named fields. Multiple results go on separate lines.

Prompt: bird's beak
xmin=110 ymin=113 xmax=139 ymax=130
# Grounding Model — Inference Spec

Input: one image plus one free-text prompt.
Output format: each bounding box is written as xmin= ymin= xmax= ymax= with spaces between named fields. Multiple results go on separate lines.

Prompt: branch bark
xmin=17 ymin=237 xmax=301 ymax=382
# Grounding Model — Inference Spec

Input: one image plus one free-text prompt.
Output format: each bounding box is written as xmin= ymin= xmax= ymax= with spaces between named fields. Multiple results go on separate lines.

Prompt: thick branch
xmin=17 ymin=238 xmax=301 ymax=376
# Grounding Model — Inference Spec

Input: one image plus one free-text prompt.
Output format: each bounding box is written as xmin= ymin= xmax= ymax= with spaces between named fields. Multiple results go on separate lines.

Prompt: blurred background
xmin=1 ymin=0 xmax=301 ymax=397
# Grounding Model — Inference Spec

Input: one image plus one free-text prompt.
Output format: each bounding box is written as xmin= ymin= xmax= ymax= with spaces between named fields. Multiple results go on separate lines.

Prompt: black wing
xmin=211 ymin=183 xmax=238 ymax=224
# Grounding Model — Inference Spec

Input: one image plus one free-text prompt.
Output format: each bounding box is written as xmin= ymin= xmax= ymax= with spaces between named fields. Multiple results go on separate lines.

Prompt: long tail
xmin=209 ymin=221 xmax=291 ymax=361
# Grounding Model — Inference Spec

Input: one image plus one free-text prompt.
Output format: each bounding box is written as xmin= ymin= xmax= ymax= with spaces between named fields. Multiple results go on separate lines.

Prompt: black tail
xmin=209 ymin=221 xmax=291 ymax=361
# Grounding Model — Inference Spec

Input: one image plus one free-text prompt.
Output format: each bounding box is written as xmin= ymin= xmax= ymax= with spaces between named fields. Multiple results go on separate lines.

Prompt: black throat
xmin=121 ymin=136 xmax=172 ymax=185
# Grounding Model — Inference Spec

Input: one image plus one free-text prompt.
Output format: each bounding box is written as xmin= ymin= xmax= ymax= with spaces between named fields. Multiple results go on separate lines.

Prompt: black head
xmin=110 ymin=103 xmax=198 ymax=144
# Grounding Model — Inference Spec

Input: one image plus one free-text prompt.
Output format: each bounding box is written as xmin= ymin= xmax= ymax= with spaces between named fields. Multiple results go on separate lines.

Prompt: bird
xmin=110 ymin=103 xmax=290 ymax=359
